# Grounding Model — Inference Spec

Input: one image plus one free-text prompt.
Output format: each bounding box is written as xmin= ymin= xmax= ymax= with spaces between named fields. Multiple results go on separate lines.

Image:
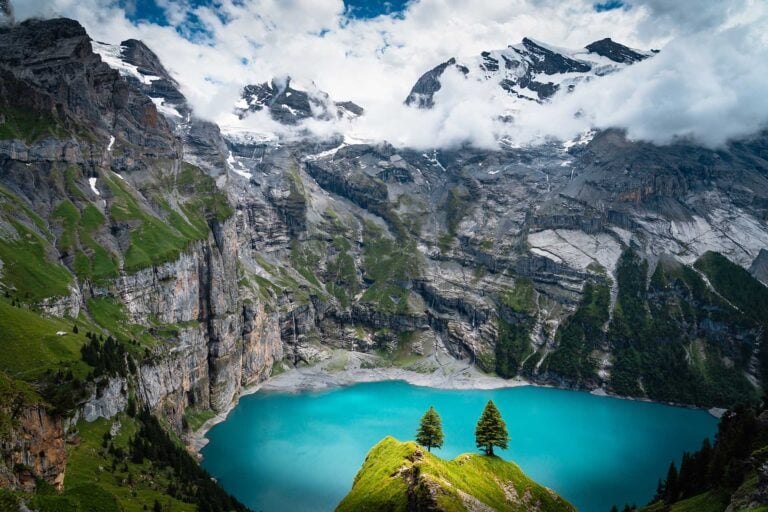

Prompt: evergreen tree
xmin=415 ymin=406 xmax=444 ymax=452
xmin=678 ymin=452 xmax=694 ymax=498
xmin=664 ymin=461 xmax=679 ymax=503
xmin=475 ymin=400 xmax=509 ymax=456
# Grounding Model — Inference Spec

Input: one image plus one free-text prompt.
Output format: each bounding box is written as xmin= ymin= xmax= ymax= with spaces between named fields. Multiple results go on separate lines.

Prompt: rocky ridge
xmin=405 ymin=36 xmax=652 ymax=107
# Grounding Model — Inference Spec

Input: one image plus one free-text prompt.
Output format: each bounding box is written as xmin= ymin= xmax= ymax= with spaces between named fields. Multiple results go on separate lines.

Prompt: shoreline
xmin=186 ymin=351 xmax=528 ymax=455
xmin=187 ymin=350 xmax=725 ymax=456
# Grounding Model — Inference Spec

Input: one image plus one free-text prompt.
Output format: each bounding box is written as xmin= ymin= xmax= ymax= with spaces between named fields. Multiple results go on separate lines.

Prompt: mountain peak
xmin=236 ymin=78 xmax=363 ymax=125
xmin=586 ymin=37 xmax=650 ymax=63
xmin=406 ymin=35 xmax=653 ymax=108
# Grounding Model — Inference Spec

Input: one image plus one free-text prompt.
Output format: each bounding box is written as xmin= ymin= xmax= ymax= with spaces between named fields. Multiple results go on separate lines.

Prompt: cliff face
xmin=224 ymin=126 xmax=768 ymax=407
xmin=0 ymin=17 xmax=281 ymax=441
xmin=0 ymin=375 xmax=66 ymax=492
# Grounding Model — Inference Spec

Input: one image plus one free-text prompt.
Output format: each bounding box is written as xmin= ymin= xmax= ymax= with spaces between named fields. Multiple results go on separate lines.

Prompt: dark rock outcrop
xmin=586 ymin=37 xmax=649 ymax=63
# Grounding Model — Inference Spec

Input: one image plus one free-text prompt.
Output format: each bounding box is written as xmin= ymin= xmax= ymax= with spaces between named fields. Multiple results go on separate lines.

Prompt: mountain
xmin=0 ymin=13 xmax=767 ymax=512
xmin=236 ymin=76 xmax=364 ymax=125
xmin=0 ymin=17 xmax=261 ymax=509
xmin=336 ymin=437 xmax=576 ymax=512
xmin=91 ymin=38 xmax=230 ymax=175
xmin=405 ymin=37 xmax=652 ymax=108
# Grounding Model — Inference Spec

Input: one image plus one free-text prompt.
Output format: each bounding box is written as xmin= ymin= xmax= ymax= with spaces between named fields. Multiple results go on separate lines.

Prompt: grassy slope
xmin=63 ymin=414 xmax=195 ymax=512
xmin=337 ymin=437 xmax=575 ymax=512
xmin=0 ymin=299 xmax=91 ymax=380
xmin=641 ymin=491 xmax=732 ymax=512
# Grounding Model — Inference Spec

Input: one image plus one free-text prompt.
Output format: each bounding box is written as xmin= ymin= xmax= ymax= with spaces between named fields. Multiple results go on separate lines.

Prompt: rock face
xmin=0 ymin=376 xmax=66 ymax=492
xmin=0 ymin=17 xmax=281 ymax=439
xmin=585 ymin=37 xmax=651 ymax=63
xmin=405 ymin=57 xmax=469 ymax=108
xmin=0 ymin=405 xmax=66 ymax=492
xmin=222 ymin=120 xmax=768 ymax=407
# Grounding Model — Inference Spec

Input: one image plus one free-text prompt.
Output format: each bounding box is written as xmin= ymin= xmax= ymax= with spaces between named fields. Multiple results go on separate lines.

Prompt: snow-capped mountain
xmin=406 ymin=37 xmax=653 ymax=108
xmin=236 ymin=77 xmax=363 ymax=125
xmin=92 ymin=39 xmax=189 ymax=122
xmin=91 ymin=38 xmax=230 ymax=175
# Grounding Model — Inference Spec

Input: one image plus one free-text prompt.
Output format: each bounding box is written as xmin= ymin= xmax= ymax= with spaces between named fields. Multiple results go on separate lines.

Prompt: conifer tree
xmin=415 ymin=406 xmax=444 ymax=452
xmin=664 ymin=461 xmax=679 ymax=503
xmin=475 ymin=400 xmax=509 ymax=456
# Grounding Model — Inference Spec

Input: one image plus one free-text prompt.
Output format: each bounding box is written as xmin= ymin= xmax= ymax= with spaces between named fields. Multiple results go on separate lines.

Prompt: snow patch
xmin=226 ymin=151 xmax=252 ymax=179
xmin=304 ymin=141 xmax=347 ymax=162
xmin=562 ymin=130 xmax=596 ymax=150
xmin=107 ymin=135 xmax=115 ymax=152
xmin=150 ymin=97 xmax=182 ymax=119
xmin=88 ymin=177 xmax=100 ymax=196
xmin=91 ymin=41 xmax=161 ymax=85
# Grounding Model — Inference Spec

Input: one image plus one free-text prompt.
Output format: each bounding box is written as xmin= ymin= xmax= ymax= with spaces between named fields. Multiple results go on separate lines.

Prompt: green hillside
xmin=337 ymin=437 xmax=575 ymax=512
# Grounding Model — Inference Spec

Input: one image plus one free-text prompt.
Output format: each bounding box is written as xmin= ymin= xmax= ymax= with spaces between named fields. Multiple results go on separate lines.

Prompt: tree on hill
xmin=475 ymin=400 xmax=509 ymax=456
xmin=415 ymin=406 xmax=444 ymax=452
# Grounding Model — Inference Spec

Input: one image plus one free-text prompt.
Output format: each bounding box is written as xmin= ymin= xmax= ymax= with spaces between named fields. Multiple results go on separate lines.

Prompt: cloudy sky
xmin=11 ymin=0 xmax=768 ymax=149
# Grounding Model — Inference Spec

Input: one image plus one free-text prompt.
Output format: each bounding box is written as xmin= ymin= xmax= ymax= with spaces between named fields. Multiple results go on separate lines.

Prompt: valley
xmin=0 ymin=4 xmax=766 ymax=511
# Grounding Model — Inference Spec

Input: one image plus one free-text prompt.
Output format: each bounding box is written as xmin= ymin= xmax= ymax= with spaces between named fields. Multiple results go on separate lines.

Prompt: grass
xmin=360 ymin=221 xmax=420 ymax=314
xmin=175 ymin=162 xmax=234 ymax=223
xmin=0 ymin=220 xmax=72 ymax=301
xmin=0 ymin=372 xmax=42 ymax=439
xmin=0 ymin=299 xmax=91 ymax=380
xmin=499 ymin=279 xmax=536 ymax=314
xmin=0 ymin=107 xmax=68 ymax=144
xmin=106 ymin=172 xmax=191 ymax=272
xmin=105 ymin=170 xmax=210 ymax=272
xmin=337 ymin=437 xmax=575 ymax=512
xmin=64 ymin=415 xmax=196 ymax=512
xmin=641 ymin=491 xmax=731 ymax=512
xmin=103 ymin=161 xmax=234 ymax=272
xmin=183 ymin=407 xmax=216 ymax=432
xmin=86 ymin=298 xmax=159 ymax=350
xmin=52 ymin=199 xmax=118 ymax=282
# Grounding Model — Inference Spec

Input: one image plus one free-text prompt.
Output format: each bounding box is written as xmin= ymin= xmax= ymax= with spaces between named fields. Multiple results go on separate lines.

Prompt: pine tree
xmin=664 ymin=461 xmax=679 ymax=503
xmin=475 ymin=400 xmax=509 ymax=456
xmin=415 ymin=406 xmax=444 ymax=452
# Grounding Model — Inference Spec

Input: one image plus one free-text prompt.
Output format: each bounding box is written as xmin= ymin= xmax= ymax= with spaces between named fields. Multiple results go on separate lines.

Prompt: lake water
xmin=201 ymin=381 xmax=717 ymax=512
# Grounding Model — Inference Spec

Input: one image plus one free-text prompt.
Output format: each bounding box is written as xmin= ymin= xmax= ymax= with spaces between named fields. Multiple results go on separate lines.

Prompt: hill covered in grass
xmin=336 ymin=436 xmax=575 ymax=512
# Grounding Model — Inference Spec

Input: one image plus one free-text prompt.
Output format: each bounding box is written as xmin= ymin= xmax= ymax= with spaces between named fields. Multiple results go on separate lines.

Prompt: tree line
xmin=610 ymin=397 xmax=768 ymax=511
xmin=415 ymin=400 xmax=509 ymax=456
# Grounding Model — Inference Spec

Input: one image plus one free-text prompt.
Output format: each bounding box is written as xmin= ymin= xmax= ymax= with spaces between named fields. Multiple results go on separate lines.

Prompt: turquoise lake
xmin=201 ymin=381 xmax=718 ymax=512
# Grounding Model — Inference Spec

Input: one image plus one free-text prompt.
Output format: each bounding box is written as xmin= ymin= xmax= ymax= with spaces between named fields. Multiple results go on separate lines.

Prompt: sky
xmin=10 ymin=0 xmax=768 ymax=149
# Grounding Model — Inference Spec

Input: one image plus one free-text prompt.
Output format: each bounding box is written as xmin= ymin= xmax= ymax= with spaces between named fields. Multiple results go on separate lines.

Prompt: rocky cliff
xmin=0 ymin=18 xmax=278 ymax=504
xmin=0 ymin=374 xmax=66 ymax=492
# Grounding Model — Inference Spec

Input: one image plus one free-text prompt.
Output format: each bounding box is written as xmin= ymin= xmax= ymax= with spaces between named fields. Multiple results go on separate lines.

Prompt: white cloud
xmin=10 ymin=0 xmax=768 ymax=149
